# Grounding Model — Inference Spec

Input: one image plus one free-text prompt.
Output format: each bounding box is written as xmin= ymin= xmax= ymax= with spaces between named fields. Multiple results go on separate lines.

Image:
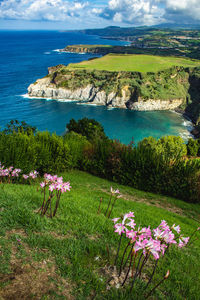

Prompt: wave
xmin=180 ymin=130 xmax=193 ymax=140
xmin=20 ymin=94 xmax=79 ymax=103
xmin=76 ymin=102 xmax=97 ymax=106
xmin=182 ymin=120 xmax=194 ymax=132
xmin=44 ymin=52 xmax=51 ymax=55
xmin=20 ymin=94 xmax=53 ymax=100
xmin=52 ymin=49 xmax=88 ymax=55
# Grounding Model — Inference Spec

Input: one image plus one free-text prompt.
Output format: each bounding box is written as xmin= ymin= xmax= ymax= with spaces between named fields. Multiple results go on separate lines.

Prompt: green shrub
xmin=66 ymin=118 xmax=108 ymax=142
xmin=0 ymin=119 xmax=199 ymax=203
xmin=187 ymin=138 xmax=200 ymax=156
xmin=0 ymin=131 xmax=72 ymax=174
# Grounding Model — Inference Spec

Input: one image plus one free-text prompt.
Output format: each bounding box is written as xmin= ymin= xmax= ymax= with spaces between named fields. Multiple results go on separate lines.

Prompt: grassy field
xmin=67 ymin=54 xmax=200 ymax=73
xmin=0 ymin=170 xmax=200 ymax=299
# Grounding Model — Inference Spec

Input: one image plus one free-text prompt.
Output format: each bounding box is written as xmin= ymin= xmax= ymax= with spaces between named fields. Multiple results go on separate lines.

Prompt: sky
xmin=0 ymin=0 xmax=200 ymax=30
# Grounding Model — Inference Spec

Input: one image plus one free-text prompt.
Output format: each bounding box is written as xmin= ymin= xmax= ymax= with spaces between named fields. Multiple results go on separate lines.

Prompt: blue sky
xmin=0 ymin=0 xmax=199 ymax=30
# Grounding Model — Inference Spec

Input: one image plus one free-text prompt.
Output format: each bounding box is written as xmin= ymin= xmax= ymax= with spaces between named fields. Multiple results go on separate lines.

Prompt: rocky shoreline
xmin=28 ymin=77 xmax=184 ymax=111
xmin=27 ymin=62 xmax=200 ymax=138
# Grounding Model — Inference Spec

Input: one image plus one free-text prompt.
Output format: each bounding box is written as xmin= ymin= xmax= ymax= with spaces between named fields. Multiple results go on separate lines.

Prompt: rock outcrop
xmin=28 ymin=76 xmax=184 ymax=111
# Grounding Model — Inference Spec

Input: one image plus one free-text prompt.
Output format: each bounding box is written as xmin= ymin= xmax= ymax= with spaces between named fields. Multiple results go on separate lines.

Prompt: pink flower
xmin=114 ymin=223 xmax=126 ymax=235
xmin=40 ymin=182 xmax=46 ymax=188
xmin=172 ymin=224 xmax=181 ymax=234
xmin=49 ymin=184 xmax=56 ymax=192
xmin=110 ymin=187 xmax=120 ymax=194
xmin=52 ymin=175 xmax=58 ymax=182
xmin=178 ymin=236 xmax=189 ymax=248
xmin=159 ymin=220 xmax=170 ymax=232
xmin=29 ymin=170 xmax=38 ymax=179
xmin=62 ymin=182 xmax=71 ymax=192
xmin=134 ymin=239 xmax=148 ymax=252
xmin=44 ymin=173 xmax=52 ymax=181
xmin=124 ymin=211 xmax=135 ymax=218
xmin=11 ymin=169 xmax=21 ymax=177
xmin=126 ymin=230 xmax=137 ymax=241
xmin=126 ymin=219 xmax=136 ymax=229
xmin=162 ymin=231 xmax=176 ymax=245
xmin=112 ymin=218 xmax=120 ymax=224
xmin=23 ymin=174 xmax=29 ymax=180
xmin=140 ymin=227 xmax=152 ymax=239
xmin=160 ymin=244 xmax=168 ymax=255
xmin=145 ymin=239 xmax=161 ymax=260
xmin=56 ymin=183 xmax=63 ymax=191
xmin=154 ymin=225 xmax=176 ymax=245
xmin=154 ymin=227 xmax=164 ymax=240
xmin=57 ymin=176 xmax=63 ymax=184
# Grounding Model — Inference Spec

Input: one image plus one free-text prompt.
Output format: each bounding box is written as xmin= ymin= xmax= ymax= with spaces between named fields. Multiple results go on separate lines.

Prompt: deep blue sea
xmin=0 ymin=30 xmax=193 ymax=144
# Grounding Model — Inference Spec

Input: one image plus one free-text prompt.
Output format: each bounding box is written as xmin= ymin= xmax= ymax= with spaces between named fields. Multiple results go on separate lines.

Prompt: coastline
xmin=22 ymin=93 xmax=194 ymax=141
xmin=175 ymin=107 xmax=199 ymax=138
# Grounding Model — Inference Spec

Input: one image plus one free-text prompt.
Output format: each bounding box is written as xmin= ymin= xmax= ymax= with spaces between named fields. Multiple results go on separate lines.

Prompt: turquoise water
xmin=0 ymin=30 xmax=193 ymax=144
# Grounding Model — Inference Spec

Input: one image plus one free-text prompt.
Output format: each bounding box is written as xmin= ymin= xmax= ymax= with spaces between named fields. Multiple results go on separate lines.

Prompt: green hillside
xmin=0 ymin=170 xmax=199 ymax=299
xmin=68 ymin=54 xmax=200 ymax=73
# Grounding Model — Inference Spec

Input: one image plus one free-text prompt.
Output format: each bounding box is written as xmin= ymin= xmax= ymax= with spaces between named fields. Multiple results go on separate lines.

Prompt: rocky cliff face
xmin=61 ymin=46 xmax=111 ymax=55
xmin=28 ymin=76 xmax=184 ymax=111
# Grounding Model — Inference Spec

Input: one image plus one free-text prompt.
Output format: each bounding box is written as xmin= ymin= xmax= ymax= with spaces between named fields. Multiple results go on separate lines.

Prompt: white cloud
xmin=113 ymin=12 xmax=122 ymax=22
xmin=163 ymin=0 xmax=200 ymax=22
xmin=98 ymin=0 xmax=165 ymax=25
xmin=0 ymin=0 xmax=199 ymax=26
xmin=0 ymin=0 xmax=89 ymax=21
xmin=98 ymin=0 xmax=200 ymax=25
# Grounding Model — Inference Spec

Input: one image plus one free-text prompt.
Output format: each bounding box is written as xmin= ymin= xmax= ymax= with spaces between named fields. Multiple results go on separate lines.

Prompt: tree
xmin=66 ymin=118 xmax=107 ymax=141
xmin=3 ymin=120 xmax=37 ymax=135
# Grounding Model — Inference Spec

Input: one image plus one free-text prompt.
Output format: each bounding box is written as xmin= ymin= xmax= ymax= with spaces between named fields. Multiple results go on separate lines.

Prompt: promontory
xmin=28 ymin=54 xmax=200 ymax=127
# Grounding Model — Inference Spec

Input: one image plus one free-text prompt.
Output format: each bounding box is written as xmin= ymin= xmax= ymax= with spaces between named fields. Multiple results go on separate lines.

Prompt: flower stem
xmin=97 ymin=197 xmax=103 ymax=214
xmin=144 ymin=259 xmax=158 ymax=290
xmin=38 ymin=188 xmax=46 ymax=214
xmin=104 ymin=194 xmax=112 ymax=217
xmin=130 ymin=252 xmax=143 ymax=292
xmin=108 ymin=196 xmax=117 ymax=218
xmin=123 ymin=245 xmax=134 ymax=270
xmin=118 ymin=241 xmax=131 ymax=277
xmin=53 ymin=191 xmax=61 ymax=217
xmin=122 ymin=249 xmax=134 ymax=286
xmin=138 ymin=253 xmax=150 ymax=278
xmin=145 ymin=270 xmax=170 ymax=299
xmin=114 ymin=233 xmax=123 ymax=265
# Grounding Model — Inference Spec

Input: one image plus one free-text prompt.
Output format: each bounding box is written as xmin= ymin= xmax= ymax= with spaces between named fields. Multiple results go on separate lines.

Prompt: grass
xmin=67 ymin=54 xmax=200 ymax=73
xmin=0 ymin=170 xmax=200 ymax=299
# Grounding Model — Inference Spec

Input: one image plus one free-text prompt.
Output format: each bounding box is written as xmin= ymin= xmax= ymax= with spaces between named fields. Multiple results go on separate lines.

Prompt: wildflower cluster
xmin=0 ymin=162 xmax=21 ymax=183
xmin=112 ymin=212 xmax=189 ymax=295
xmin=99 ymin=187 xmax=122 ymax=218
xmin=38 ymin=173 xmax=71 ymax=217
xmin=23 ymin=170 xmax=39 ymax=182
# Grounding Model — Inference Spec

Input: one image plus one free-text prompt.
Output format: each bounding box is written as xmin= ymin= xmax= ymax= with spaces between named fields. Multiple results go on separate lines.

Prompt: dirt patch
xmin=49 ymin=231 xmax=72 ymax=240
xmin=87 ymin=234 xmax=101 ymax=241
xmin=97 ymin=187 xmax=186 ymax=217
xmin=6 ymin=229 xmax=27 ymax=239
xmin=0 ymin=244 xmax=74 ymax=300
xmin=32 ymin=231 xmax=72 ymax=240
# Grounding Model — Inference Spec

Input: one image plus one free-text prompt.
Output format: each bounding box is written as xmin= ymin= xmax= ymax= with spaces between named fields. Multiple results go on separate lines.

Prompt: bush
xmin=0 ymin=119 xmax=199 ymax=203
xmin=0 ymin=131 xmax=72 ymax=174
xmin=66 ymin=118 xmax=108 ymax=142
xmin=187 ymin=138 xmax=200 ymax=156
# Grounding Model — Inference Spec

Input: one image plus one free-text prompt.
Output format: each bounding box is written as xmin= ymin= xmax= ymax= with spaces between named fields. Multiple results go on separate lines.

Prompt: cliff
xmin=61 ymin=45 xmax=114 ymax=54
xmin=28 ymin=65 xmax=200 ymax=122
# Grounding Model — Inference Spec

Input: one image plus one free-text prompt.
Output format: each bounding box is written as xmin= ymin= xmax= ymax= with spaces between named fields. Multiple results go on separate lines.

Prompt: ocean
xmin=0 ymin=30 xmax=193 ymax=144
